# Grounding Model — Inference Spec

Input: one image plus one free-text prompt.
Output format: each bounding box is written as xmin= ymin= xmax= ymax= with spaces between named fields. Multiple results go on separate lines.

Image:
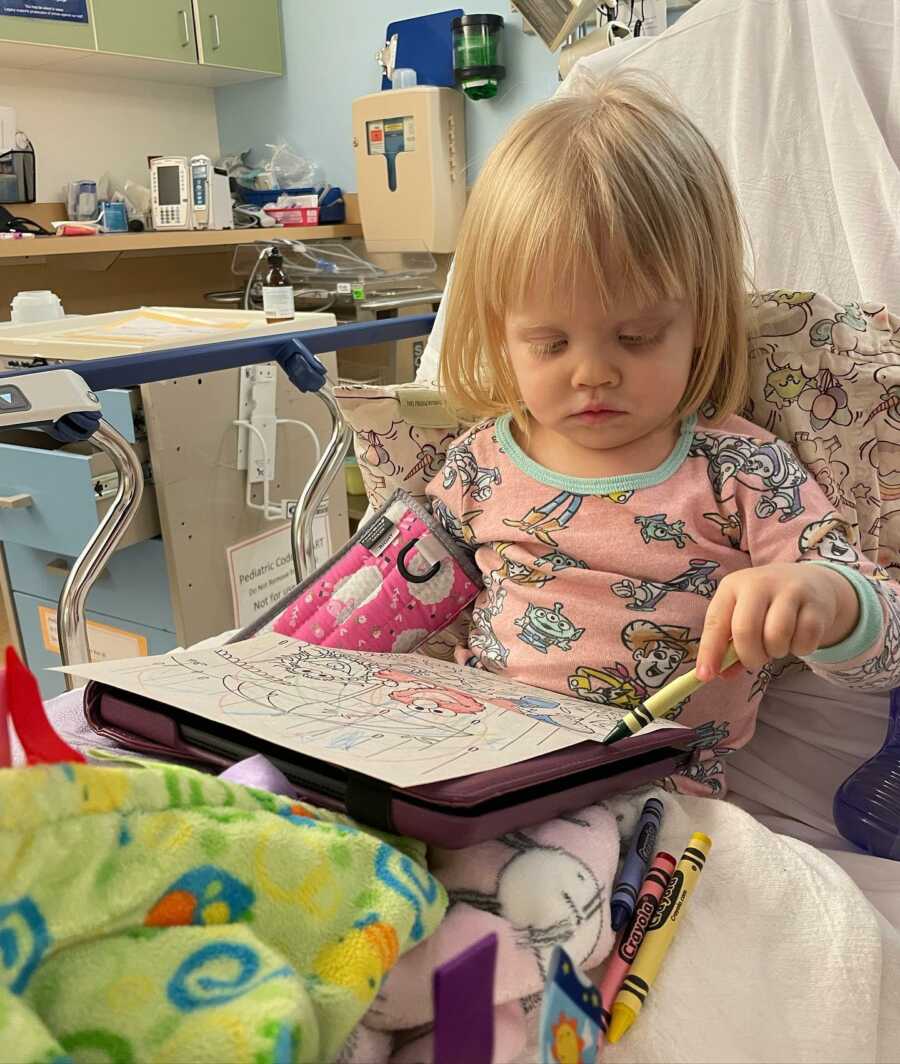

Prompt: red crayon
xmin=598 ymin=851 xmax=677 ymax=1035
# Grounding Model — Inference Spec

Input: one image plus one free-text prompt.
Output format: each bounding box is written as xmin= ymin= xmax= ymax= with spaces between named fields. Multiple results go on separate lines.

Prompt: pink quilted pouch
xmin=245 ymin=491 xmax=482 ymax=655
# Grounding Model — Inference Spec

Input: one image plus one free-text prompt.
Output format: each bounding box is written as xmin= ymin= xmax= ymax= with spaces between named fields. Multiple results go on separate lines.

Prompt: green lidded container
xmin=452 ymin=13 xmax=506 ymax=100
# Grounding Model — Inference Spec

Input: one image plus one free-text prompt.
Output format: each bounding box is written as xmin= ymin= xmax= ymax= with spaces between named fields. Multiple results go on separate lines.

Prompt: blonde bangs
xmin=440 ymin=73 xmax=750 ymax=427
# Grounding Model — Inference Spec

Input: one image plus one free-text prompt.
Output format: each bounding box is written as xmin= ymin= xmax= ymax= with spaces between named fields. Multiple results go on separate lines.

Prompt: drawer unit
xmin=0 ymin=434 xmax=159 ymax=556
xmin=15 ymin=591 xmax=179 ymax=699
xmin=5 ymin=539 xmax=176 ymax=633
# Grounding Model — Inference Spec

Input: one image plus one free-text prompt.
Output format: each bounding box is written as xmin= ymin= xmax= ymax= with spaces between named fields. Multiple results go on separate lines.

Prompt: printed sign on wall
xmin=0 ymin=1 xmax=89 ymax=22
xmin=226 ymin=509 xmax=332 ymax=629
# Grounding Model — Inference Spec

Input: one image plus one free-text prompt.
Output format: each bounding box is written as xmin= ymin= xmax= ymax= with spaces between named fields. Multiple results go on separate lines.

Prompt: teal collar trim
xmin=495 ymin=413 xmax=698 ymax=495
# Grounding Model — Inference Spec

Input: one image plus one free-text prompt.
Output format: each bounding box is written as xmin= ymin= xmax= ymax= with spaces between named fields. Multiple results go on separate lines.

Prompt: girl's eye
xmin=619 ymin=331 xmax=662 ymax=347
xmin=529 ymin=339 xmax=567 ymax=358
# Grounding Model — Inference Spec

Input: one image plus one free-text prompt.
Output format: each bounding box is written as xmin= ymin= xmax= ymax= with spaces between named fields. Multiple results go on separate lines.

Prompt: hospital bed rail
xmin=0 ymin=314 xmax=436 ymax=679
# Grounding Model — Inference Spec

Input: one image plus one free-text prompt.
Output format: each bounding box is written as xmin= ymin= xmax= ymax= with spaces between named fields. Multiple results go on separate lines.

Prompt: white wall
xmin=0 ymin=68 xmax=220 ymax=202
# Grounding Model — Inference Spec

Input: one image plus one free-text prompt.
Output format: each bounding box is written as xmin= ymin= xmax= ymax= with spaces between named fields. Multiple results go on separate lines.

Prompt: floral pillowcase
xmin=334 ymin=292 xmax=900 ymax=589
xmin=744 ymin=291 xmax=900 ymax=576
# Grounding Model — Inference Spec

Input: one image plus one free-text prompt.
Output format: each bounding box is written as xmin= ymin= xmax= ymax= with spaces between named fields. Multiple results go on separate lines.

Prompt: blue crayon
xmin=610 ymin=797 xmax=664 ymax=931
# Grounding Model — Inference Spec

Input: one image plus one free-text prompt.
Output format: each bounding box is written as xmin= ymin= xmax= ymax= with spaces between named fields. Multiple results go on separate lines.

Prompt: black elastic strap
xmin=346 ymin=773 xmax=395 ymax=833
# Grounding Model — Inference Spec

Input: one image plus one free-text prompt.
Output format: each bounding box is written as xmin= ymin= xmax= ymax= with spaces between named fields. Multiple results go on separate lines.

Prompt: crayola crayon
xmin=601 ymin=644 xmax=738 ymax=745
xmin=599 ymin=851 xmax=677 ymax=1033
xmin=607 ymin=832 xmax=712 ymax=1044
xmin=610 ymin=797 xmax=665 ymax=931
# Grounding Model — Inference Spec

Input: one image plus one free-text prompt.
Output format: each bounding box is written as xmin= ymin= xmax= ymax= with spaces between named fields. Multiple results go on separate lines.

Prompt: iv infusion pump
xmin=150 ymin=155 xmax=233 ymax=231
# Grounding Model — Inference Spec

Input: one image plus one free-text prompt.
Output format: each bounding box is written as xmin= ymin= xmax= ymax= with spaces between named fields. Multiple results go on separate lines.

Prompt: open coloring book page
xmin=58 ymin=633 xmax=671 ymax=787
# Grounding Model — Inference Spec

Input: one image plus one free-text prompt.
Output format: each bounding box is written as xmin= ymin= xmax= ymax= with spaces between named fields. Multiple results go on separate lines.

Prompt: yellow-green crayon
xmin=601 ymin=645 xmax=738 ymax=745
xmin=607 ymin=832 xmax=712 ymax=1043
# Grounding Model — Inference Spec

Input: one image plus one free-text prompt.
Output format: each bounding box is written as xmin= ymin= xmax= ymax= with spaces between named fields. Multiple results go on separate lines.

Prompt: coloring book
xmin=61 ymin=633 xmax=679 ymax=787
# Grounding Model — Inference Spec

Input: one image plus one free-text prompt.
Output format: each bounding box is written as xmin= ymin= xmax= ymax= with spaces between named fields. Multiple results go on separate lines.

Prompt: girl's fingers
xmin=761 ymin=591 xmax=802 ymax=661
xmin=790 ymin=601 xmax=827 ymax=658
xmin=697 ymin=582 xmax=737 ymax=682
xmin=729 ymin=584 xmax=771 ymax=670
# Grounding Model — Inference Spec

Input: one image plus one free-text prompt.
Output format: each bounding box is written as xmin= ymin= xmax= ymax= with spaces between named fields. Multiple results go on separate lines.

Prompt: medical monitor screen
xmin=156 ymin=165 xmax=181 ymax=205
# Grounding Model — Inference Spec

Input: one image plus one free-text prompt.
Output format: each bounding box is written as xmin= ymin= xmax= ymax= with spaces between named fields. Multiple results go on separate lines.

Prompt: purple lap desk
xmin=83 ymin=682 xmax=697 ymax=848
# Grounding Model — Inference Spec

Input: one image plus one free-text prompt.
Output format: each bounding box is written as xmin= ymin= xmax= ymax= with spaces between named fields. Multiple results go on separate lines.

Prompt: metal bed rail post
xmin=58 ymin=419 xmax=144 ymax=686
xmin=292 ymin=387 xmax=353 ymax=582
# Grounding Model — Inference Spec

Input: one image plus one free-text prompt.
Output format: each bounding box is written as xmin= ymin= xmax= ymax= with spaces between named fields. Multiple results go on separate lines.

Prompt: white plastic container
xmin=10 ymin=290 xmax=65 ymax=324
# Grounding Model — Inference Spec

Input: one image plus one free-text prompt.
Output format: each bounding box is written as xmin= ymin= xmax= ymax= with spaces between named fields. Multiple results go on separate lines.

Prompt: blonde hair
xmin=440 ymin=73 xmax=750 ymax=427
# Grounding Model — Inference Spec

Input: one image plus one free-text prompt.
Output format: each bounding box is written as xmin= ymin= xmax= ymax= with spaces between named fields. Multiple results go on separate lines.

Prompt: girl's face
xmin=504 ymin=267 xmax=696 ymax=478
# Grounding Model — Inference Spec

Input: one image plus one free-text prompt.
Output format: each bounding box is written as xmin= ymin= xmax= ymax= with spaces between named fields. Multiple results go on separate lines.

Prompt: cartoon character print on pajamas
xmin=568 ymin=620 xmax=699 ymax=713
xmin=535 ymin=549 xmax=588 ymax=573
xmin=515 ymin=602 xmax=585 ymax=655
xmin=442 ymin=438 xmax=502 ymax=502
xmin=612 ymin=559 xmax=719 ymax=612
xmin=502 ymin=492 xmax=634 ymax=548
xmin=704 ymin=510 xmax=744 ymax=549
xmin=690 ymin=431 xmax=807 ymax=522
xmin=798 ymin=515 xmax=859 ymax=565
xmin=634 ymin=513 xmax=695 ymax=549
xmin=448 ymin=831 xmax=605 ymax=978
xmin=503 ymin=492 xmax=584 ymax=547
xmin=824 ymin=578 xmax=900 ymax=689
xmin=673 ymin=720 xmax=733 ymax=795
xmin=494 ymin=542 xmax=556 ymax=590
xmin=431 ymin=499 xmax=481 ymax=548
xmin=469 ymin=596 xmax=510 ymax=669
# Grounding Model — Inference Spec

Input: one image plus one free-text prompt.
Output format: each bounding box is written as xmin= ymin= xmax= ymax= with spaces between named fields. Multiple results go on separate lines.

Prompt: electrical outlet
xmin=236 ymin=362 xmax=278 ymax=482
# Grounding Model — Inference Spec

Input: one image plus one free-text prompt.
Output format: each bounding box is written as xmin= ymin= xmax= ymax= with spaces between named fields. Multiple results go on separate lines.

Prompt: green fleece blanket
xmin=0 ymin=760 xmax=447 ymax=1063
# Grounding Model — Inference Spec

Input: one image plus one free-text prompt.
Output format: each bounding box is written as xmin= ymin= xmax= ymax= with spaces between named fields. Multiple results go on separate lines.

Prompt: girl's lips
xmin=572 ymin=408 xmax=625 ymax=422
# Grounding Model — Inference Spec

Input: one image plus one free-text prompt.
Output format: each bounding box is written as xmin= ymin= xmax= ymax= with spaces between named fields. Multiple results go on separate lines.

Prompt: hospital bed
xmin=6 ymin=0 xmax=900 ymax=1051
xmin=3 ymin=297 xmax=900 ymax=1060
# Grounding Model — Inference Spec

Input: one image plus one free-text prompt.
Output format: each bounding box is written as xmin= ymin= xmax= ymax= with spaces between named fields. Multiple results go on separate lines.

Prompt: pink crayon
xmin=598 ymin=850 xmax=677 ymax=1036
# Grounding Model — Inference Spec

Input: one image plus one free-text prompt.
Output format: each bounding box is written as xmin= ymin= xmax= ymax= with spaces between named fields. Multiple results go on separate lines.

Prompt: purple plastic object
xmin=219 ymin=754 xmax=296 ymax=797
xmin=834 ymin=687 xmax=900 ymax=860
xmin=434 ymin=934 xmax=497 ymax=1064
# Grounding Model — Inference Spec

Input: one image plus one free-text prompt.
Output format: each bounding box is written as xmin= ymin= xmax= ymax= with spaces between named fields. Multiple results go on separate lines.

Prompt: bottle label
xmin=263 ymin=286 xmax=295 ymax=320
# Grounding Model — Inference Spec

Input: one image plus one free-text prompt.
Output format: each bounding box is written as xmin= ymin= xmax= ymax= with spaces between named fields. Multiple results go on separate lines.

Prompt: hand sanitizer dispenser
xmin=352 ymin=86 xmax=466 ymax=254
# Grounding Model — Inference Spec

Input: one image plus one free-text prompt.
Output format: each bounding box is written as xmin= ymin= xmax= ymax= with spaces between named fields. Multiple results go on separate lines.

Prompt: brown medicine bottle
xmin=262 ymin=248 xmax=295 ymax=323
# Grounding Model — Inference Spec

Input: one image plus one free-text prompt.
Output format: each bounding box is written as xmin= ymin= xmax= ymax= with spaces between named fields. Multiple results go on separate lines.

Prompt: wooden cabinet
xmin=195 ymin=0 xmax=283 ymax=75
xmin=0 ymin=0 xmax=284 ymax=84
xmin=0 ymin=8 xmax=94 ymax=50
xmin=93 ymin=0 xmax=197 ymax=64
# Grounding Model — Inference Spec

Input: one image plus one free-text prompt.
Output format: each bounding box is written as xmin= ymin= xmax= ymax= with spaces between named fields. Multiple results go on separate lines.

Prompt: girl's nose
xmin=571 ymin=351 xmax=620 ymax=389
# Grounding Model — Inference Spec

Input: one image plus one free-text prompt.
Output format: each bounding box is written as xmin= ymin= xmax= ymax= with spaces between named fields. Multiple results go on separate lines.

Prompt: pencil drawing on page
xmin=63 ymin=633 xmax=632 ymax=786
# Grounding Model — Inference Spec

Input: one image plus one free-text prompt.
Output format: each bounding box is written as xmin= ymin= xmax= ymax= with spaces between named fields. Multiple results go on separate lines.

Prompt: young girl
xmin=426 ymin=75 xmax=900 ymax=796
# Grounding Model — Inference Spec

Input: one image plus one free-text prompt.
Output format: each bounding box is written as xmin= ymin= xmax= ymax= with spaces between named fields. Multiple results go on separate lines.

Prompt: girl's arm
xmin=696 ymin=438 xmax=900 ymax=691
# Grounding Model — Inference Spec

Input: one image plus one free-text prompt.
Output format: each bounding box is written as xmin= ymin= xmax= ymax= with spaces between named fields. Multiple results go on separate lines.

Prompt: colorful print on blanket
xmin=0 ymin=760 xmax=446 ymax=1063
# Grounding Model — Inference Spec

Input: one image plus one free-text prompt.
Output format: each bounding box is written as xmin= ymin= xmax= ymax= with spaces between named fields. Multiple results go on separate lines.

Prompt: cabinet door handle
xmin=210 ymin=12 xmax=222 ymax=50
xmin=179 ymin=8 xmax=191 ymax=47
xmin=0 ymin=493 xmax=32 ymax=509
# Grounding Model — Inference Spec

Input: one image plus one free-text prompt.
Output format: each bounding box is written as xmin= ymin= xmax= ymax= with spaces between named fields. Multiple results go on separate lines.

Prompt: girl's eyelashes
xmin=529 ymin=338 xmax=567 ymax=358
xmin=525 ymin=327 xmax=669 ymax=356
xmin=619 ymin=327 xmax=666 ymax=347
